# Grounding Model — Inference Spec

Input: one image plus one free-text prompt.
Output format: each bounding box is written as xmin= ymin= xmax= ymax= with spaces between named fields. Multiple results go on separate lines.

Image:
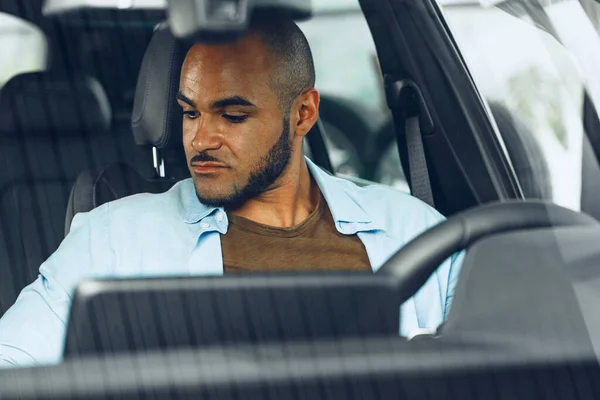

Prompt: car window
xmin=439 ymin=0 xmax=594 ymax=211
xmin=297 ymin=3 xmax=408 ymax=191
xmin=0 ymin=13 xmax=47 ymax=88
xmin=298 ymin=11 xmax=384 ymax=111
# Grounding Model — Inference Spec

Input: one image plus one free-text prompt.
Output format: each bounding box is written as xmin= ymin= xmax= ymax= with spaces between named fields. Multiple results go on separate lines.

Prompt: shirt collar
xmin=183 ymin=178 xmax=219 ymax=224
xmin=304 ymin=157 xmax=373 ymax=225
xmin=182 ymin=157 xmax=381 ymax=232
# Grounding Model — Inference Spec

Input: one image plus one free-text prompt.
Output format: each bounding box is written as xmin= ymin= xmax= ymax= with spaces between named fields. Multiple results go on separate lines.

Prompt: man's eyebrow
xmin=176 ymin=91 xmax=195 ymax=108
xmin=210 ymin=96 xmax=256 ymax=110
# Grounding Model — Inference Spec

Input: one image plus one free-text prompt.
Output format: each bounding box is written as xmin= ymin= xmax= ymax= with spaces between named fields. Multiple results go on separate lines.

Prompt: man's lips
xmin=191 ymin=162 xmax=228 ymax=174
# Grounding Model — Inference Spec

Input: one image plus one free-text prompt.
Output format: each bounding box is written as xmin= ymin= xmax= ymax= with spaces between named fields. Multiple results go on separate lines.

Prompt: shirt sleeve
xmin=444 ymin=250 xmax=466 ymax=319
xmin=0 ymin=203 xmax=114 ymax=369
xmin=396 ymin=196 xmax=466 ymax=336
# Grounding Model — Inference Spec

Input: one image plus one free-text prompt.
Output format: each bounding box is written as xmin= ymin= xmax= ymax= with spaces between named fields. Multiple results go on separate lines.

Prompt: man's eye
xmin=183 ymin=111 xmax=199 ymax=120
xmin=223 ymin=114 xmax=248 ymax=123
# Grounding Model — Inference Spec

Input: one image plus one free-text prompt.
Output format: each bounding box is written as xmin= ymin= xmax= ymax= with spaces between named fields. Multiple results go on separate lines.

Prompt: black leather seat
xmin=65 ymin=26 xmax=191 ymax=233
xmin=0 ymin=72 xmax=152 ymax=315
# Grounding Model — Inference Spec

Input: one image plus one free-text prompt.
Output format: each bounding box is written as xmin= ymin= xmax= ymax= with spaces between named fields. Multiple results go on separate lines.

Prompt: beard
xmin=195 ymin=118 xmax=293 ymax=211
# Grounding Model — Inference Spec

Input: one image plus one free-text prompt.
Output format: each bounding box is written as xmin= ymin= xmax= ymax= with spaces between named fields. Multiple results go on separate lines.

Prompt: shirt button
xmin=216 ymin=212 xmax=224 ymax=222
xmin=200 ymin=223 xmax=210 ymax=228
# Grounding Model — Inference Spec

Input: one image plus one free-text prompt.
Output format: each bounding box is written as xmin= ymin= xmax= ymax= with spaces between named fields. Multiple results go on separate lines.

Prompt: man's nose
xmin=191 ymin=118 xmax=221 ymax=153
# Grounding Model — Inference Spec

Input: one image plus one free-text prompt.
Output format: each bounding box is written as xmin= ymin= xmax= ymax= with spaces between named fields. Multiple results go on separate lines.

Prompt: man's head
xmin=177 ymin=18 xmax=319 ymax=211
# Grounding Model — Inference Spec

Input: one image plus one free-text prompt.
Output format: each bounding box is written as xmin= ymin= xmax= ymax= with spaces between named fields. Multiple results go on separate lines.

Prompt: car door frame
xmin=359 ymin=0 xmax=523 ymax=215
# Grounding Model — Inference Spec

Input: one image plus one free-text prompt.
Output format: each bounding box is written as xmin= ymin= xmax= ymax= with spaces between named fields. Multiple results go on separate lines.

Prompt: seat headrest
xmin=0 ymin=72 xmax=111 ymax=138
xmin=131 ymin=25 xmax=191 ymax=149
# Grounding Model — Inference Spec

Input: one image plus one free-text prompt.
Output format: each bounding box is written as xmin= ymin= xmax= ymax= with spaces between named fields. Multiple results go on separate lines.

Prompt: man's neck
xmin=229 ymin=159 xmax=319 ymax=228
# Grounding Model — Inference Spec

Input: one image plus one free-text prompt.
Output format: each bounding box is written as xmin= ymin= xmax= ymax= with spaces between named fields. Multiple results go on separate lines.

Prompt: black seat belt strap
xmin=405 ymin=114 xmax=435 ymax=207
xmin=385 ymin=78 xmax=436 ymax=207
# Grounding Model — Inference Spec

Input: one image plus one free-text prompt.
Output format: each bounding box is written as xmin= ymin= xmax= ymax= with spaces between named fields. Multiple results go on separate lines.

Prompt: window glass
xmin=439 ymin=0 xmax=595 ymax=211
xmin=298 ymin=12 xmax=384 ymax=111
xmin=377 ymin=143 xmax=410 ymax=193
xmin=0 ymin=13 xmax=47 ymax=88
xmin=312 ymin=0 xmax=362 ymax=13
xmin=297 ymin=3 xmax=408 ymax=191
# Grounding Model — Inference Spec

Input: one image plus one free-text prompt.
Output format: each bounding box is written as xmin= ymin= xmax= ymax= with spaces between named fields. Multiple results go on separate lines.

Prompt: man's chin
xmin=194 ymin=188 xmax=247 ymax=211
xmin=194 ymin=191 xmax=229 ymax=207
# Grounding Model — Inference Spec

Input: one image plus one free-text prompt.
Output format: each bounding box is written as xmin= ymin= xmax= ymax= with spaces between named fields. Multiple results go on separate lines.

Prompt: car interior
xmin=2 ymin=0 xmax=600 ymax=398
xmin=0 ymin=1 xmax=396 ymax=316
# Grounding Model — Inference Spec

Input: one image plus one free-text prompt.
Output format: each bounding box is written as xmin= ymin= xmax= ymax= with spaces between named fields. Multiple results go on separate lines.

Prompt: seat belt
xmin=405 ymin=115 xmax=435 ymax=207
xmin=385 ymin=78 xmax=436 ymax=207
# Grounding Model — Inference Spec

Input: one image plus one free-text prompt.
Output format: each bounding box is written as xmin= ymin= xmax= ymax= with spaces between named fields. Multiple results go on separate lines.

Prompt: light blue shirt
xmin=0 ymin=159 xmax=463 ymax=368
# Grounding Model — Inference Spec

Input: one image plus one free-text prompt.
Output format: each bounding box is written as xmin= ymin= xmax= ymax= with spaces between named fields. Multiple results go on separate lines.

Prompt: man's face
xmin=178 ymin=34 xmax=293 ymax=210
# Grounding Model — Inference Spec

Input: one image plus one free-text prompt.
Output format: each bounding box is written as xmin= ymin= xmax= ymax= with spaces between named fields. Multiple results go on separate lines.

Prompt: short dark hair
xmin=250 ymin=17 xmax=316 ymax=111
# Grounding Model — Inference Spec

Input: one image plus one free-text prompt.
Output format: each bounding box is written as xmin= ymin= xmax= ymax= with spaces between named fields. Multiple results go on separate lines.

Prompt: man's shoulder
xmin=331 ymin=175 xmax=445 ymax=236
xmin=90 ymin=178 xmax=193 ymax=222
xmin=356 ymin=181 xmax=430 ymax=209
xmin=337 ymin=176 xmax=442 ymax=217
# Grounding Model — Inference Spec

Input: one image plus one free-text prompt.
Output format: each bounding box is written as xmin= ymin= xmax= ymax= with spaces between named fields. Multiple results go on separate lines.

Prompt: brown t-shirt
xmin=221 ymin=193 xmax=372 ymax=273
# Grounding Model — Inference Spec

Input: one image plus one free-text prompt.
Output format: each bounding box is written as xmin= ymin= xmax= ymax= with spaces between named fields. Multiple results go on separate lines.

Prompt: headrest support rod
xmin=152 ymin=147 xmax=166 ymax=178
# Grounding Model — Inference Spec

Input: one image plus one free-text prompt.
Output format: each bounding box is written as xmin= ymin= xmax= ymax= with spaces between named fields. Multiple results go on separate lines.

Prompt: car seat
xmin=0 ymin=72 xmax=150 ymax=315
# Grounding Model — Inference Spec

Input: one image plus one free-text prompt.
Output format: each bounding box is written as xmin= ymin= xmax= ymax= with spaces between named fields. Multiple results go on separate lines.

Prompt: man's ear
xmin=293 ymin=89 xmax=320 ymax=138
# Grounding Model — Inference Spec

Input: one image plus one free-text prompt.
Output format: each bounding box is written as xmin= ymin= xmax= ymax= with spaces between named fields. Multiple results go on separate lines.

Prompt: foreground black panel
xmin=64 ymin=272 xmax=399 ymax=357
xmin=1 ymin=337 xmax=599 ymax=399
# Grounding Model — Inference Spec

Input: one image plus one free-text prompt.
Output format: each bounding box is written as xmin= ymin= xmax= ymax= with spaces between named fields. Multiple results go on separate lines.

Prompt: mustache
xmin=190 ymin=152 xmax=222 ymax=164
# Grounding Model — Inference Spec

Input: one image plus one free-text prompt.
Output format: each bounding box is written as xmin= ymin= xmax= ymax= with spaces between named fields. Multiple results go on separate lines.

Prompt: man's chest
xmin=112 ymin=228 xmax=400 ymax=277
xmin=220 ymin=201 xmax=375 ymax=273
xmin=220 ymin=228 xmax=372 ymax=273
xmin=110 ymin=205 xmax=403 ymax=276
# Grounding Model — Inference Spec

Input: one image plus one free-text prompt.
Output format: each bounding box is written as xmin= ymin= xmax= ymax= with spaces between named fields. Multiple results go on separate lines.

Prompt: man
xmin=0 ymin=18 xmax=462 ymax=368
